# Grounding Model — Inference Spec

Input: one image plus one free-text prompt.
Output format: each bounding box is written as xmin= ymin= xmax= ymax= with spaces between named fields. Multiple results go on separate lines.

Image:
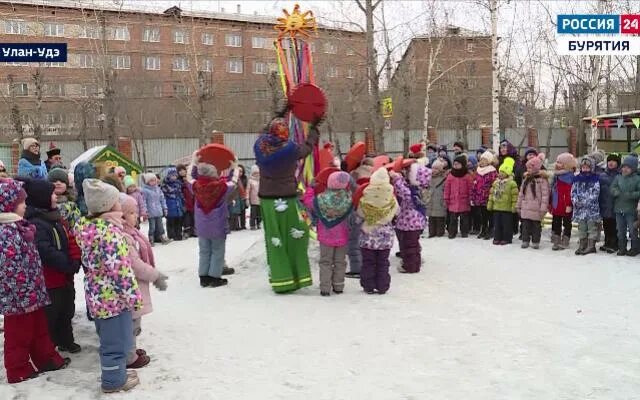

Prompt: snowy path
xmin=2 ymin=230 xmax=640 ymax=399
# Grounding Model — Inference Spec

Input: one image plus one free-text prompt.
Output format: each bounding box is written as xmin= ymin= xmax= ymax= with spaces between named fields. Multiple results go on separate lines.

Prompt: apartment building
xmin=0 ymin=0 xmax=367 ymax=140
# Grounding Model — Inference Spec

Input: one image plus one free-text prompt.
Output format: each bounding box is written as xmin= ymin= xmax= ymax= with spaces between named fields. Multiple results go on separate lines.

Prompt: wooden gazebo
xmin=583 ymin=110 xmax=640 ymax=153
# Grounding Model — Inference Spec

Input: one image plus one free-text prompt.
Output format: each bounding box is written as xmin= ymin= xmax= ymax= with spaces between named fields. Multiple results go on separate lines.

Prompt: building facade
xmin=389 ymin=26 xmax=492 ymax=137
xmin=0 ymin=0 xmax=368 ymax=142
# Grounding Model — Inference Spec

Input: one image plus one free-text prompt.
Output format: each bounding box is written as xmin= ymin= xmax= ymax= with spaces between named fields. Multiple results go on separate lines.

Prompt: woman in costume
xmin=253 ymin=108 xmax=320 ymax=293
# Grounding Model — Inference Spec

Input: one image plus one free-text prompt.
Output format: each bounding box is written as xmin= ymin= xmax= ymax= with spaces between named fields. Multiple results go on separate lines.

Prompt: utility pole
xmin=490 ymin=0 xmax=500 ymax=151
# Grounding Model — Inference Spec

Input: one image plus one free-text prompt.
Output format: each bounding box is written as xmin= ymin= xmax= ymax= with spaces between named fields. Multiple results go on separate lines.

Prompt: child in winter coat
xmin=177 ymin=164 xmax=195 ymax=237
xmin=142 ymin=173 xmax=170 ymax=245
xmin=598 ymin=153 xmax=621 ymax=253
xmin=392 ymin=163 xmax=431 ymax=273
xmin=357 ymin=168 xmax=399 ymax=294
xmin=611 ymin=154 xmax=640 ymax=256
xmin=193 ymin=160 xmax=239 ymax=288
xmin=304 ymin=171 xmax=353 ymax=296
xmin=426 ymin=158 xmax=448 ymax=237
xmin=0 ymin=178 xmax=69 ymax=384
xmin=121 ymin=195 xmax=168 ymax=369
xmin=246 ymin=165 xmax=262 ymax=230
xmin=161 ymin=167 xmax=185 ymax=241
xmin=346 ymin=160 xmax=373 ymax=278
xmin=76 ymin=179 xmax=142 ymax=393
xmin=444 ymin=155 xmax=472 ymax=238
xmin=123 ymin=175 xmax=148 ymax=226
xmin=487 ymin=157 xmax=518 ymax=245
xmin=471 ymin=151 xmax=498 ymax=240
xmin=550 ymin=153 xmax=577 ymax=251
xmin=517 ymin=153 xmax=549 ymax=249
xmin=467 ymin=155 xmax=482 ymax=234
xmin=571 ymin=157 xmax=601 ymax=255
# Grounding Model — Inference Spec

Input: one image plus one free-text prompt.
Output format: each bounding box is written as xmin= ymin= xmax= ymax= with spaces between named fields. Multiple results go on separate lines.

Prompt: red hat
xmin=410 ymin=143 xmax=423 ymax=154
xmin=314 ymin=167 xmax=340 ymax=194
xmin=352 ymin=181 xmax=369 ymax=209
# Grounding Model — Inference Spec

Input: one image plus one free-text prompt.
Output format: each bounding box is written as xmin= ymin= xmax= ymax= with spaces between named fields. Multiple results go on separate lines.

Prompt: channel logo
xmin=556 ymin=14 xmax=640 ymax=55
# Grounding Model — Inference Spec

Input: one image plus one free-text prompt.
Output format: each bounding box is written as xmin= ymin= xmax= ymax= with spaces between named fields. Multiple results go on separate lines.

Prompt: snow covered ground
xmin=2 ymin=228 xmax=640 ymax=399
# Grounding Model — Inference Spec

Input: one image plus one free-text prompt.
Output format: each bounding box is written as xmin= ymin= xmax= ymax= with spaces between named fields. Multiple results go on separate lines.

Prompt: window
xmin=202 ymin=32 xmax=214 ymax=45
xmin=11 ymin=83 xmax=28 ymax=96
xmin=42 ymin=61 xmax=65 ymax=68
xmin=227 ymin=58 xmax=243 ymax=73
xmin=173 ymin=84 xmax=191 ymax=97
xmin=5 ymin=20 xmax=26 ymax=35
xmin=466 ymin=41 xmax=474 ymax=52
xmin=347 ymin=68 xmax=355 ymax=79
xmin=44 ymin=23 xmax=64 ymax=37
xmin=225 ymin=33 xmax=242 ymax=47
xmin=79 ymin=25 xmax=100 ymax=39
xmin=346 ymin=48 xmax=355 ymax=56
xmin=255 ymin=89 xmax=268 ymax=100
xmin=252 ymin=37 xmax=267 ymax=49
xmin=80 ymin=84 xmax=97 ymax=97
xmin=323 ymin=42 xmax=337 ymax=54
xmin=111 ymin=55 xmax=131 ymax=69
xmin=77 ymin=53 xmax=94 ymax=68
xmin=45 ymin=113 xmax=65 ymax=125
xmin=44 ymin=83 xmax=65 ymax=97
xmin=110 ymin=26 xmax=130 ymax=41
xmin=173 ymin=29 xmax=189 ymax=44
xmin=172 ymin=57 xmax=190 ymax=71
xmin=143 ymin=27 xmax=160 ymax=42
xmin=198 ymin=58 xmax=213 ymax=72
xmin=326 ymin=66 xmax=338 ymax=78
xmin=144 ymin=56 xmax=161 ymax=71
xmin=253 ymin=61 xmax=267 ymax=74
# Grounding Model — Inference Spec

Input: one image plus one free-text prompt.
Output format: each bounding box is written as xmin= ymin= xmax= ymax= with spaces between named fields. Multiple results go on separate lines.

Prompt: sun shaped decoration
xmin=275 ymin=3 xmax=317 ymax=39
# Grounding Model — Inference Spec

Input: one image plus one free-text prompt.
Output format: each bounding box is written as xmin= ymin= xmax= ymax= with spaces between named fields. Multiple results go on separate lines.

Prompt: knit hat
xmin=606 ymin=152 xmax=621 ymax=166
xmin=431 ymin=158 xmax=446 ymax=171
xmin=83 ymin=178 xmax=120 ymax=215
xmin=524 ymin=147 xmax=538 ymax=158
xmin=476 ymin=146 xmax=487 ymax=155
xmin=622 ymin=154 xmax=638 ymax=173
xmin=143 ymin=172 xmax=158 ymax=184
xmin=480 ymin=150 xmax=494 ymax=166
xmin=121 ymin=194 xmax=138 ymax=216
xmin=467 ymin=154 xmax=478 ymax=169
xmin=197 ymin=162 xmax=218 ymax=178
xmin=580 ymin=156 xmax=594 ymax=170
xmin=453 ymin=154 xmax=467 ymax=168
xmin=0 ymin=178 xmax=27 ymax=213
xmin=123 ymin=175 xmax=136 ymax=189
xmin=47 ymin=167 xmax=69 ymax=186
xmin=588 ymin=150 xmax=606 ymax=168
xmin=22 ymin=137 xmax=39 ymax=150
xmin=555 ymin=152 xmax=577 ymax=170
xmin=22 ymin=178 xmax=55 ymax=210
xmin=46 ymin=142 xmax=60 ymax=158
xmin=327 ymin=171 xmax=351 ymax=190
xmin=427 ymin=144 xmax=437 ymax=152
xmin=499 ymin=157 xmax=515 ymax=176
xmin=453 ymin=141 xmax=464 ymax=151
xmin=526 ymin=153 xmax=545 ymax=174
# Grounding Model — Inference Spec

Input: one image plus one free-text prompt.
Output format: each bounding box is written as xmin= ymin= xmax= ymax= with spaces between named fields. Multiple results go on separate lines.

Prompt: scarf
xmin=360 ymin=197 xmax=398 ymax=232
xmin=313 ymin=189 xmax=353 ymax=228
xmin=492 ymin=177 xmax=510 ymax=200
xmin=451 ymin=168 xmax=467 ymax=178
xmin=522 ymin=173 xmax=540 ymax=199
xmin=409 ymin=185 xmax=427 ymax=216
xmin=573 ymin=172 xmax=599 ymax=184
xmin=476 ymin=165 xmax=496 ymax=177
xmin=254 ymin=134 xmax=298 ymax=172
xmin=193 ymin=176 xmax=227 ymax=214
xmin=551 ymin=171 xmax=574 ymax=209
xmin=29 ymin=207 xmax=61 ymax=222
xmin=0 ymin=212 xmax=22 ymax=224
xmin=21 ymin=150 xmax=42 ymax=166
xmin=101 ymin=211 xmax=124 ymax=229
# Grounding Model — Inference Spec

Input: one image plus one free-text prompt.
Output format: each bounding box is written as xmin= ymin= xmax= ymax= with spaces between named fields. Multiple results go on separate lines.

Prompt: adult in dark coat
xmin=45 ymin=143 xmax=64 ymax=172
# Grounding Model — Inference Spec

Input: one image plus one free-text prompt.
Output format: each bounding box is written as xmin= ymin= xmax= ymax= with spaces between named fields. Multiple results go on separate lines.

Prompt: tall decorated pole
xmin=274 ymin=4 xmax=327 ymax=187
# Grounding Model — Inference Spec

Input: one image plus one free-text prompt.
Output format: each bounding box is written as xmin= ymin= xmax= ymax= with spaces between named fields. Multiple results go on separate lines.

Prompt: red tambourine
xmin=314 ymin=166 xmax=340 ymax=194
xmin=345 ymin=142 xmax=366 ymax=172
xmin=289 ymin=83 xmax=327 ymax=123
xmin=197 ymin=144 xmax=235 ymax=173
xmin=353 ymin=181 xmax=370 ymax=209
xmin=385 ymin=156 xmax=415 ymax=172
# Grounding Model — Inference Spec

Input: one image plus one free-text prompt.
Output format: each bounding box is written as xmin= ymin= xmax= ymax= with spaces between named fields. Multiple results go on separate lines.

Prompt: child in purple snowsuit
xmin=357 ymin=168 xmax=399 ymax=294
xmin=392 ymin=163 xmax=431 ymax=273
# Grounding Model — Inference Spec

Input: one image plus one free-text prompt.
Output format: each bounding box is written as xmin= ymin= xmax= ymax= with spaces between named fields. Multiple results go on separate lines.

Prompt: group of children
xmin=1 ymin=160 xmax=171 ymax=392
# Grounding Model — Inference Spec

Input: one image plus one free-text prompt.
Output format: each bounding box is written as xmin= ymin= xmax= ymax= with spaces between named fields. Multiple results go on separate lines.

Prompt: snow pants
xmin=148 ymin=217 xmax=165 ymax=242
xmin=360 ymin=248 xmax=391 ymax=293
xmin=493 ymin=211 xmax=514 ymax=243
xmin=552 ymin=215 xmax=572 ymax=239
xmin=4 ymin=308 xmax=64 ymax=384
xmin=198 ymin=237 xmax=226 ymax=279
xmin=428 ymin=216 xmax=446 ymax=237
xmin=260 ymin=197 xmax=312 ymax=293
xmin=250 ymin=205 xmax=262 ymax=229
xmin=94 ymin=311 xmax=133 ymax=391
xmin=521 ymin=218 xmax=542 ymax=244
xmin=616 ymin=211 xmax=638 ymax=251
xmin=318 ymin=244 xmax=348 ymax=293
xmin=44 ymin=283 xmax=76 ymax=349
xmin=602 ymin=217 xmax=618 ymax=250
xmin=127 ymin=317 xmax=142 ymax=365
xmin=577 ymin=220 xmax=599 ymax=240
xmin=396 ymin=229 xmax=422 ymax=273
xmin=347 ymin=214 xmax=363 ymax=273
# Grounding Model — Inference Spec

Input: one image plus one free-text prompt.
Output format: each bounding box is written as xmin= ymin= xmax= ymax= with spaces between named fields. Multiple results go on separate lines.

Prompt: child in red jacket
xmin=550 ymin=153 xmax=577 ymax=250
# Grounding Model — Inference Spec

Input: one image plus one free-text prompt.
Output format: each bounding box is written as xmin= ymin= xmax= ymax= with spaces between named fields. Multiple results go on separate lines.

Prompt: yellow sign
xmin=382 ymin=97 xmax=393 ymax=118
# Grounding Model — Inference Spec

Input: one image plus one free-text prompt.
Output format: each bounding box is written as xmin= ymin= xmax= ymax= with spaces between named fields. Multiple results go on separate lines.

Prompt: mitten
xmin=153 ymin=272 xmax=168 ymax=291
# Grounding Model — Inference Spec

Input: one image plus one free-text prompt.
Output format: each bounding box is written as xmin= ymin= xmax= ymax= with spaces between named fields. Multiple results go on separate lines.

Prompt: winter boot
xmin=531 ymin=242 xmax=540 ymax=249
xmin=199 ymin=276 xmax=213 ymax=287
xmin=208 ymin=277 xmax=228 ymax=287
xmin=40 ymin=357 xmax=71 ymax=373
xmin=222 ymin=265 xmax=235 ymax=275
xmin=560 ymin=235 xmax=571 ymax=250
xmin=320 ymin=291 xmax=330 ymax=297
xmin=160 ymin=236 xmax=172 ymax=245
xmin=627 ymin=247 xmax=640 ymax=257
xmin=551 ymin=234 xmax=562 ymax=251
xmin=127 ymin=354 xmax=150 ymax=369
xmin=618 ymin=248 xmax=628 ymax=256
xmin=521 ymin=241 xmax=530 ymax=249
xmin=582 ymin=239 xmax=597 ymax=255
xmin=575 ymin=238 xmax=588 ymax=255
xmin=102 ymin=370 xmax=140 ymax=393
xmin=58 ymin=343 xmax=82 ymax=354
